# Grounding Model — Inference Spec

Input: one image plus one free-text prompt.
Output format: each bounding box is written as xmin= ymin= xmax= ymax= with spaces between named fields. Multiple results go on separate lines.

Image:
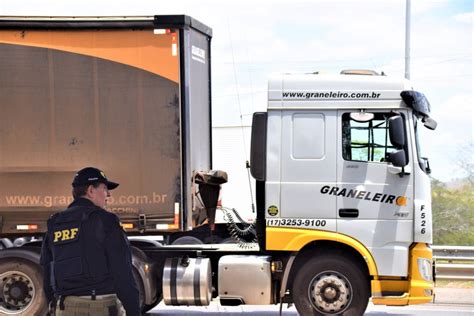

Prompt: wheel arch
xmin=0 ymin=247 xmax=41 ymax=266
xmin=267 ymin=228 xmax=378 ymax=275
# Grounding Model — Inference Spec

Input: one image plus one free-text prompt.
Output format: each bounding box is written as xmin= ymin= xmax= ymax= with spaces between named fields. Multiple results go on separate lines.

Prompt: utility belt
xmin=78 ymin=294 xmax=117 ymax=300
xmin=51 ymin=290 xmax=120 ymax=315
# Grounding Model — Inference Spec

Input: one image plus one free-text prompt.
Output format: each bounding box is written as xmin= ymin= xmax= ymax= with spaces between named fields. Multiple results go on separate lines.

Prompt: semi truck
xmin=0 ymin=16 xmax=436 ymax=316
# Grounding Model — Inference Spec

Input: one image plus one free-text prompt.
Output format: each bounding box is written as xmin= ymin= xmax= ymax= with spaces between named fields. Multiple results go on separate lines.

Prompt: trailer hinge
xmin=138 ymin=214 xmax=146 ymax=232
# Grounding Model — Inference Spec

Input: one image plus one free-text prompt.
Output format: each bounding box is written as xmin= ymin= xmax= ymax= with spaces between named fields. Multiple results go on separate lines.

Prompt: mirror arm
xmin=388 ymin=164 xmax=411 ymax=176
xmin=400 ymin=165 xmax=412 ymax=177
xmin=399 ymin=167 xmax=405 ymax=178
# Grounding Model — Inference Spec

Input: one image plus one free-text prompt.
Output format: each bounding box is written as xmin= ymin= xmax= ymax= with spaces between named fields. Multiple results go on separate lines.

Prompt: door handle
xmin=339 ymin=208 xmax=359 ymax=218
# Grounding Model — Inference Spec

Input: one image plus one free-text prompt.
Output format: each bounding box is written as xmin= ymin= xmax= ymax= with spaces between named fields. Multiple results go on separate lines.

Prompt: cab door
xmin=275 ymin=110 xmax=337 ymax=231
xmin=336 ymin=110 xmax=414 ymax=276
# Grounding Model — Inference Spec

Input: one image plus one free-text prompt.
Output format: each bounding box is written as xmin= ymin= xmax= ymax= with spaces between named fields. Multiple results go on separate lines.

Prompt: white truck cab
xmin=250 ymin=70 xmax=436 ymax=313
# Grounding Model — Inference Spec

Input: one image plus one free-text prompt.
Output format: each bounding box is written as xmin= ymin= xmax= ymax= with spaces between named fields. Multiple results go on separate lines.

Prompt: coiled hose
xmin=220 ymin=207 xmax=258 ymax=248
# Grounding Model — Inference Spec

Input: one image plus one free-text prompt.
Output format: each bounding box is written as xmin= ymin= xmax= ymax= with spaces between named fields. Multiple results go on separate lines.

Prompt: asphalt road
xmin=148 ymin=288 xmax=474 ymax=315
xmin=148 ymin=302 xmax=473 ymax=315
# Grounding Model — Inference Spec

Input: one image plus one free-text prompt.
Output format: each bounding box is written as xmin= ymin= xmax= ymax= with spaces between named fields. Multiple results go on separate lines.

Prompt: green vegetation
xmin=432 ymin=179 xmax=474 ymax=246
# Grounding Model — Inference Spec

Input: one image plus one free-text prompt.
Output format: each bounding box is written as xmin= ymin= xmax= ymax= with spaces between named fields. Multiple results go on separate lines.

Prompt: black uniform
xmin=40 ymin=198 xmax=140 ymax=315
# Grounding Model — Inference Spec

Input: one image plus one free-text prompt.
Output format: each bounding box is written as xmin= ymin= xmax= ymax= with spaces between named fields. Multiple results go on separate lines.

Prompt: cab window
xmin=342 ymin=112 xmax=400 ymax=163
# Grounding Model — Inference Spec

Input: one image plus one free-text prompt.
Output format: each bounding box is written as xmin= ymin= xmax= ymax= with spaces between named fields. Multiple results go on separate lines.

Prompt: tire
xmin=13 ymin=238 xmax=30 ymax=248
xmin=132 ymin=269 xmax=161 ymax=313
xmin=131 ymin=268 xmax=148 ymax=313
xmin=0 ymin=259 xmax=48 ymax=316
xmin=220 ymin=237 xmax=238 ymax=244
xmin=171 ymin=236 xmax=204 ymax=245
xmin=292 ymin=254 xmax=369 ymax=316
xmin=0 ymin=239 xmax=13 ymax=249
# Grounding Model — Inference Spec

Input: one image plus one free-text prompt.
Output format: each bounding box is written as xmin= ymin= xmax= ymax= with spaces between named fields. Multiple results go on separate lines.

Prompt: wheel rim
xmin=308 ymin=270 xmax=352 ymax=315
xmin=0 ymin=271 xmax=35 ymax=314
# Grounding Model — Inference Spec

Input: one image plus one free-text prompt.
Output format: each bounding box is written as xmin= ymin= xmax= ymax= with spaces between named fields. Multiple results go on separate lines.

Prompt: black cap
xmin=72 ymin=167 xmax=119 ymax=190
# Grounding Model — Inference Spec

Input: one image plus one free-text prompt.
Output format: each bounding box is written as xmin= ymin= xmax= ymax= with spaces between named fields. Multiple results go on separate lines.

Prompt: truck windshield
xmin=414 ymin=115 xmax=431 ymax=174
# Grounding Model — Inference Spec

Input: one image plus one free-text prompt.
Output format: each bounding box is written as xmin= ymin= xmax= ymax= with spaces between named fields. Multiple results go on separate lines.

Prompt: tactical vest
xmin=48 ymin=206 xmax=110 ymax=296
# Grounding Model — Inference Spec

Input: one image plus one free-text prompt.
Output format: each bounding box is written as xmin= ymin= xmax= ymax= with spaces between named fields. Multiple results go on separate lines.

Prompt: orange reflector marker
xmin=16 ymin=224 xmax=38 ymax=231
xmin=155 ymin=203 xmax=180 ymax=230
xmin=171 ymin=33 xmax=178 ymax=56
xmin=173 ymin=202 xmax=180 ymax=229
xmin=121 ymin=223 xmax=134 ymax=230
xmin=168 ymin=224 xmax=179 ymax=230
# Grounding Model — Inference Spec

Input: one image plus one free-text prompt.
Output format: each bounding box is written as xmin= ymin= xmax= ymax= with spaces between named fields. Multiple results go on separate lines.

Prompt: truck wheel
xmin=132 ymin=268 xmax=147 ymax=312
xmin=132 ymin=269 xmax=161 ymax=313
xmin=292 ymin=254 xmax=369 ymax=316
xmin=171 ymin=236 xmax=204 ymax=245
xmin=0 ymin=238 xmax=13 ymax=249
xmin=0 ymin=260 xmax=48 ymax=315
xmin=220 ymin=237 xmax=238 ymax=244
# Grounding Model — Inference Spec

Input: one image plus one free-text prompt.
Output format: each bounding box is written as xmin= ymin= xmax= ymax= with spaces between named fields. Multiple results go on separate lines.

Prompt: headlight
xmin=417 ymin=258 xmax=433 ymax=281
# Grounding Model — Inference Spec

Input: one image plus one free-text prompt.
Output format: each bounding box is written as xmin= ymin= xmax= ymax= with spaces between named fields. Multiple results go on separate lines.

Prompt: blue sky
xmin=1 ymin=0 xmax=472 ymax=182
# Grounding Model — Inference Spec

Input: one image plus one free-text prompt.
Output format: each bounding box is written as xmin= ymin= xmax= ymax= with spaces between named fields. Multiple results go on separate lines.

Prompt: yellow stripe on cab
xmin=266 ymin=227 xmax=378 ymax=275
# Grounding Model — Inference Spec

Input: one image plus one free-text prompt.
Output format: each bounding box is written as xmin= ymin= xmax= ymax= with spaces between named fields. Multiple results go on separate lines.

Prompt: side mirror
xmin=388 ymin=116 xmax=405 ymax=148
xmin=423 ymin=117 xmax=437 ymax=130
xmin=390 ymin=149 xmax=407 ymax=167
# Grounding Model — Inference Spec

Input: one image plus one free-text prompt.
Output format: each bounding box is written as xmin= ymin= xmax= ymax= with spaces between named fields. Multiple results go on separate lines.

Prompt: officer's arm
xmin=40 ymin=232 xmax=54 ymax=303
xmin=103 ymin=214 xmax=141 ymax=316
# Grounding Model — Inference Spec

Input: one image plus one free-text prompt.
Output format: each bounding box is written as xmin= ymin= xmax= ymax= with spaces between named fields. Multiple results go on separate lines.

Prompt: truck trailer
xmin=0 ymin=16 xmax=436 ymax=316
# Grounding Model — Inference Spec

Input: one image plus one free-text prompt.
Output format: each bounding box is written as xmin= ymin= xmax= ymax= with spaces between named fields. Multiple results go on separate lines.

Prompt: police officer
xmin=40 ymin=167 xmax=140 ymax=315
